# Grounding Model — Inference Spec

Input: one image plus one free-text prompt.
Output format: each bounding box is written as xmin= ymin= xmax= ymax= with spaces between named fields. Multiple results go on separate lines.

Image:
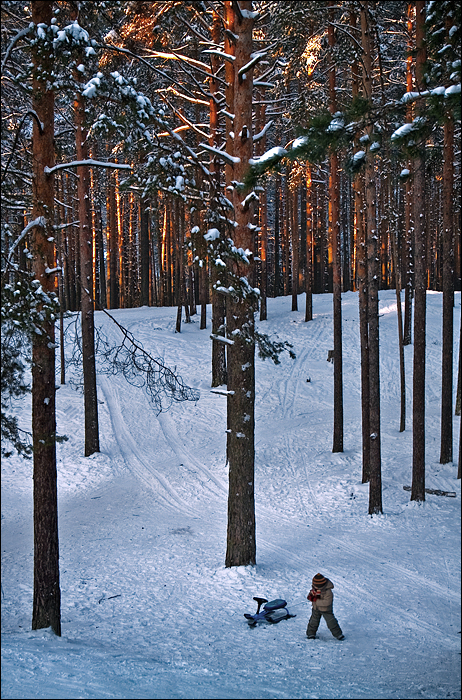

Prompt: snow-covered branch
xmin=210 ymin=334 xmax=235 ymax=346
xmin=238 ymin=52 xmax=267 ymax=79
xmin=44 ymin=160 xmax=132 ymax=174
xmin=1 ymin=26 xmax=31 ymax=73
xmin=253 ymin=120 xmax=273 ymax=143
xmin=202 ymin=49 xmax=236 ymax=63
xmin=5 ymin=217 xmax=46 ymax=268
xmin=199 ymin=143 xmax=241 ymax=166
xmin=144 ymin=50 xmax=211 ymax=73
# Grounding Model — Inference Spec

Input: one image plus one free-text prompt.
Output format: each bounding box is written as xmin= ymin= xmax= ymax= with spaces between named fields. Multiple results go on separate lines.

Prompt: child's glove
xmin=307 ymin=589 xmax=320 ymax=602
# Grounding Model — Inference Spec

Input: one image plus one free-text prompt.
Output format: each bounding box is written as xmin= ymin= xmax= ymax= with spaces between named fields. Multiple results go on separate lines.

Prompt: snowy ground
xmin=1 ymin=290 xmax=461 ymax=700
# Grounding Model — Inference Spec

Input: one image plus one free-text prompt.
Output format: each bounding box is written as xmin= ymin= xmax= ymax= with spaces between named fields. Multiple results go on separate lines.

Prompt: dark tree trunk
xmin=329 ymin=13 xmax=343 ymax=453
xmin=360 ymin=2 xmax=382 ymax=513
xmin=140 ymin=198 xmax=150 ymax=306
xmin=457 ymin=308 xmax=461 ymax=480
xmin=210 ymin=9 xmax=227 ymax=385
xmin=31 ymin=0 xmax=61 ymax=636
xmin=353 ymin=18 xmax=369 ymax=482
xmin=403 ymin=3 xmax=414 ymax=345
xmin=291 ymin=185 xmax=299 ymax=311
xmin=411 ymin=0 xmax=427 ymax=502
xmin=357 ymin=184 xmax=370 ymax=483
xmin=75 ymin=72 xmax=99 ymax=457
xmin=283 ymin=175 xmax=290 ymax=296
xmin=305 ymin=166 xmax=313 ymax=322
xmin=440 ymin=113 xmax=454 ymax=464
xmin=257 ymin=86 xmax=268 ymax=322
xmin=274 ymin=173 xmax=281 ymax=297
xmin=391 ymin=184 xmax=406 ymax=433
xmin=108 ymin=169 xmax=119 ymax=309
xmin=225 ymin=0 xmax=256 ymax=568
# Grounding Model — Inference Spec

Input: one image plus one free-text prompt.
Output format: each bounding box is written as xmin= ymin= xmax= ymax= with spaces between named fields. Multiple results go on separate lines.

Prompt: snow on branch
xmin=240 ymin=8 xmax=259 ymax=20
xmin=1 ymin=26 xmax=31 ymax=73
xmin=249 ymin=146 xmax=287 ymax=166
xmin=1 ymin=111 xmax=45 ymax=186
xmin=238 ymin=52 xmax=267 ymax=79
xmin=210 ymin=334 xmax=235 ymax=346
xmin=202 ymin=49 xmax=235 ymax=63
xmin=144 ymin=50 xmax=210 ymax=72
xmin=44 ymin=160 xmax=132 ymax=174
xmin=241 ymin=191 xmax=259 ymax=209
xmin=5 ymin=217 xmax=46 ymax=269
xmin=199 ymin=143 xmax=240 ymax=165
xmin=253 ymin=120 xmax=273 ymax=143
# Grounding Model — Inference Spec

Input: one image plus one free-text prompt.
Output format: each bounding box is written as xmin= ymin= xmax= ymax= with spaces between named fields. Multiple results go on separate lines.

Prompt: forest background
xmin=1 ymin=0 xmax=461 ymax=643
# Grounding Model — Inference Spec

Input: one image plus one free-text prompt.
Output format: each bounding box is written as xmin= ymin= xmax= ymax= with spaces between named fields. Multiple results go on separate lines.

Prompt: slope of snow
xmin=1 ymin=290 xmax=461 ymax=699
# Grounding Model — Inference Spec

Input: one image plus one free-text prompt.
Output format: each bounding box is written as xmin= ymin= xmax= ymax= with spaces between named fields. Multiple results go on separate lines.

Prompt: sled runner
xmin=244 ymin=597 xmax=296 ymax=627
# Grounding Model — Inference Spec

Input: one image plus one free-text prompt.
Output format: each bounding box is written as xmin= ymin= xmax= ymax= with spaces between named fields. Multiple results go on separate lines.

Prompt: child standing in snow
xmin=306 ymin=573 xmax=344 ymax=640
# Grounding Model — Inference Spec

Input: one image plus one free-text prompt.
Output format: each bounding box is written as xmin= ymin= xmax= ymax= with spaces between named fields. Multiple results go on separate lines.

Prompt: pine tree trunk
xmin=456 ymin=314 xmax=461 ymax=417
xmin=257 ymin=86 xmax=268 ymax=322
xmin=175 ymin=199 xmax=183 ymax=333
xmin=305 ymin=166 xmax=313 ymax=322
xmin=210 ymin=9 xmax=227 ymax=385
xmin=352 ymin=35 xmax=369 ymax=481
xmin=357 ymin=176 xmax=370 ymax=483
xmin=225 ymin=0 xmax=256 ymax=568
xmin=107 ymin=168 xmax=119 ymax=309
xmin=75 ymin=74 xmax=99 ymax=457
xmin=31 ymin=0 xmax=61 ymax=636
xmin=411 ymin=0 xmax=427 ymax=501
xmin=291 ymin=185 xmax=299 ymax=311
xmin=140 ymin=198 xmax=150 ymax=307
xmin=329 ymin=15 xmax=343 ymax=453
xmin=283 ymin=175 xmax=290 ymax=296
xmin=274 ymin=172 xmax=281 ymax=296
xmin=439 ymin=113 xmax=454 ymax=463
xmin=361 ymin=2 xmax=382 ymax=512
xmin=391 ymin=184 xmax=406 ymax=433
xmin=151 ymin=192 xmax=159 ymax=306
xmin=403 ymin=3 xmax=414 ymax=345
xmin=457 ymin=309 xmax=461 ymax=479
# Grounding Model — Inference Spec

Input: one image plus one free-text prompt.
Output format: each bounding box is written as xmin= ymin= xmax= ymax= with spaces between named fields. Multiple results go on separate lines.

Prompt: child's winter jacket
xmin=308 ymin=579 xmax=334 ymax=611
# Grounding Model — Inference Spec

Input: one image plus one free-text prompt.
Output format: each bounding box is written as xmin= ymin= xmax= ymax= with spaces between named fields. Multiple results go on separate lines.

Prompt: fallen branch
xmin=403 ymin=486 xmax=456 ymax=498
xmin=98 ymin=594 xmax=121 ymax=603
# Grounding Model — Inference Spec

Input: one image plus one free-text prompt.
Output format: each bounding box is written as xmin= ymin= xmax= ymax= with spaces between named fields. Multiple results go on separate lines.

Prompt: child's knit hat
xmin=312 ymin=573 xmax=327 ymax=589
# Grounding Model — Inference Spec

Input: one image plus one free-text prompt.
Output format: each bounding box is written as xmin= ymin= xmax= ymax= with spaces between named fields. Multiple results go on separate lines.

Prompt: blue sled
xmin=244 ymin=597 xmax=296 ymax=627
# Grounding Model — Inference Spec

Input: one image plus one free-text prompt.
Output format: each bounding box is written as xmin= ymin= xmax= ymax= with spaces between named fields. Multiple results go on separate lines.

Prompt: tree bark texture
xmin=140 ymin=198 xmax=150 ymax=307
xmin=411 ymin=0 xmax=426 ymax=502
xmin=31 ymin=0 xmax=61 ymax=636
xmin=225 ymin=0 xmax=256 ymax=568
xmin=391 ymin=190 xmax=406 ymax=433
xmin=439 ymin=114 xmax=454 ymax=464
xmin=75 ymin=80 xmax=99 ymax=456
xmin=360 ymin=2 xmax=382 ymax=513
xmin=329 ymin=14 xmax=344 ymax=453
xmin=107 ymin=169 xmax=119 ymax=309
xmin=403 ymin=2 xmax=414 ymax=345
xmin=210 ymin=9 xmax=227 ymax=386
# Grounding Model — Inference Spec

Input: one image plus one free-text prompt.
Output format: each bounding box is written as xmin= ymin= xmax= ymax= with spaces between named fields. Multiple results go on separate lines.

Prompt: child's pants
xmin=306 ymin=608 xmax=343 ymax=638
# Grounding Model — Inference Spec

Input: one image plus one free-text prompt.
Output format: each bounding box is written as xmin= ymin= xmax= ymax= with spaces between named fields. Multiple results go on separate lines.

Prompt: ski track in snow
xmin=2 ymin=291 xmax=460 ymax=700
xmin=98 ymin=375 xmax=203 ymax=518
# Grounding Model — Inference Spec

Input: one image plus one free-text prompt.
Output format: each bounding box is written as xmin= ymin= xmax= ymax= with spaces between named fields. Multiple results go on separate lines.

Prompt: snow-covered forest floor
xmin=1 ymin=290 xmax=461 ymax=699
